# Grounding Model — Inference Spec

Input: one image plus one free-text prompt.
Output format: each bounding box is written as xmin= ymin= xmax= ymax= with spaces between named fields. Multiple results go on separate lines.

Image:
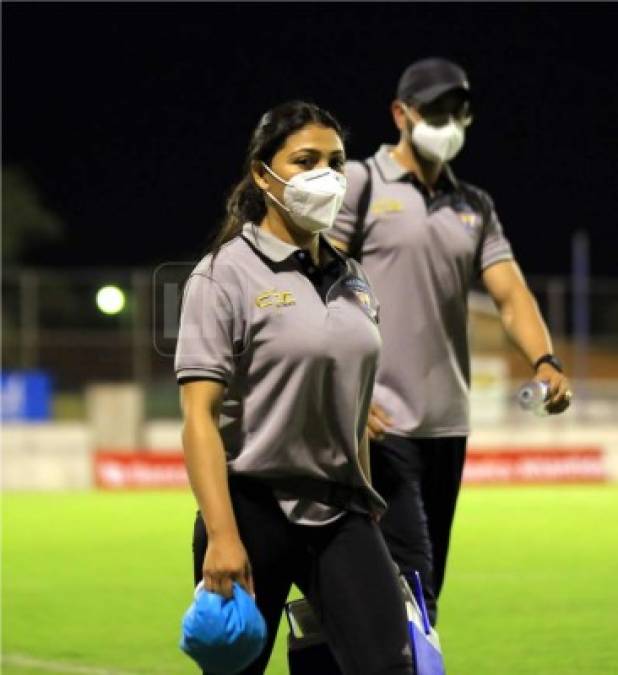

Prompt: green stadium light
xmin=96 ymin=285 xmax=126 ymax=315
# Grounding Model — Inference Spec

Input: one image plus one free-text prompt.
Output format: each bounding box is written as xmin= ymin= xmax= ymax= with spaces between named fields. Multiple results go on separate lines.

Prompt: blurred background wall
xmin=3 ymin=2 xmax=618 ymax=490
xmin=3 ymin=263 xmax=617 ymax=490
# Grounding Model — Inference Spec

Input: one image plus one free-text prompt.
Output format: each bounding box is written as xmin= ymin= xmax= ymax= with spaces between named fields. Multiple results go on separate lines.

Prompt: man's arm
xmin=482 ymin=259 xmax=572 ymax=414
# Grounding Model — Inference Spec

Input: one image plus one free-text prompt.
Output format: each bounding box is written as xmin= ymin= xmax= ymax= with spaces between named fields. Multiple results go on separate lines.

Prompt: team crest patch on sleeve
xmin=343 ymin=277 xmax=379 ymax=322
xmin=455 ymin=204 xmax=483 ymax=234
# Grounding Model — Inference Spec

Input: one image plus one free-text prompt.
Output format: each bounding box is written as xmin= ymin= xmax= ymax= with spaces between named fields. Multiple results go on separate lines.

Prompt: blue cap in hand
xmin=180 ymin=581 xmax=267 ymax=674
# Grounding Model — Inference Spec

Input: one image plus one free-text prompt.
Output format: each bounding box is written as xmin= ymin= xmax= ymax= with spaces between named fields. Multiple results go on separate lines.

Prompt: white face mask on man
xmin=403 ymin=104 xmax=466 ymax=164
xmin=261 ymin=163 xmax=347 ymax=234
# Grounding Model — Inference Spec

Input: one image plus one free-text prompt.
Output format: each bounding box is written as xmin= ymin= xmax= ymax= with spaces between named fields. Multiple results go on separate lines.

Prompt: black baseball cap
xmin=397 ymin=58 xmax=470 ymax=106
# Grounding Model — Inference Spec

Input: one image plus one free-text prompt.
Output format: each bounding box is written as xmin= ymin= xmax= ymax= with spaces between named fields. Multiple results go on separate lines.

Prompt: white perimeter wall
xmin=2 ymin=423 xmax=94 ymax=490
xmin=3 ymin=420 xmax=618 ymax=490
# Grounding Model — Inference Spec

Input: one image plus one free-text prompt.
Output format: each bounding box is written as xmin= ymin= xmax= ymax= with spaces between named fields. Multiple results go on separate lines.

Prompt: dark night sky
xmin=4 ymin=2 xmax=618 ymax=277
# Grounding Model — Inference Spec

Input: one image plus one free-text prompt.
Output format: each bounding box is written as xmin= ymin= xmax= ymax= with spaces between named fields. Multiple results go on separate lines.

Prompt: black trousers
xmin=192 ymin=476 xmax=414 ymax=675
xmin=370 ymin=435 xmax=467 ymax=626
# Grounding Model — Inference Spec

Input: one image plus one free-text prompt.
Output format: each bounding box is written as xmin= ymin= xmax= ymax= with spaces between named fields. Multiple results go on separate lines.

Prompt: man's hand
xmin=367 ymin=402 xmax=393 ymax=440
xmin=535 ymin=364 xmax=572 ymax=415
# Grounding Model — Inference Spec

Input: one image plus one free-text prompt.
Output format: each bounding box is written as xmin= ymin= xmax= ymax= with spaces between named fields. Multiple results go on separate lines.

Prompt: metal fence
xmin=3 ymin=267 xmax=618 ymax=418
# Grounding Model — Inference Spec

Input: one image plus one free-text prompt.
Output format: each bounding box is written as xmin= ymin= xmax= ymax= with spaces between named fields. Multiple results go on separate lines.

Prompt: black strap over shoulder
xmin=443 ymin=163 xmax=492 ymax=275
xmin=348 ymin=159 xmax=373 ymax=263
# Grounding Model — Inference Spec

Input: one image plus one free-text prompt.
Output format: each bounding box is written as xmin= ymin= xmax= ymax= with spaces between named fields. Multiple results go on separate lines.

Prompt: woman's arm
xmin=181 ymin=380 xmax=253 ymax=597
xmin=358 ymin=427 xmax=372 ymax=484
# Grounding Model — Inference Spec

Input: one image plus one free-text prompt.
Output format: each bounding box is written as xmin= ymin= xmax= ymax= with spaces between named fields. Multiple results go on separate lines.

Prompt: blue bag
xmin=403 ymin=572 xmax=446 ymax=675
xmin=180 ymin=581 xmax=267 ymax=674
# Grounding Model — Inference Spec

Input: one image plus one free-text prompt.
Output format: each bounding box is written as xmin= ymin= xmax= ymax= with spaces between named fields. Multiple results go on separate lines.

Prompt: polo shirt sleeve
xmin=330 ymin=160 xmax=372 ymax=246
xmin=478 ymin=193 xmax=515 ymax=272
xmin=174 ymin=272 xmax=238 ymax=385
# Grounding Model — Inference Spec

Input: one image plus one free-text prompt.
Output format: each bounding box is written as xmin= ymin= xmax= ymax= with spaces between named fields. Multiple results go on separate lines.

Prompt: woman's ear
xmin=251 ymin=161 xmax=270 ymax=192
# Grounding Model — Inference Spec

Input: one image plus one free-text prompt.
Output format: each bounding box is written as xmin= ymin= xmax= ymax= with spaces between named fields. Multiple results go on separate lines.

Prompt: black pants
xmin=370 ymin=435 xmax=467 ymax=626
xmin=192 ymin=476 xmax=414 ymax=675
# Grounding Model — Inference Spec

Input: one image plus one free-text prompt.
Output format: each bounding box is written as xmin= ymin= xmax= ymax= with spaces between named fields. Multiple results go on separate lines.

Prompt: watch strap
xmin=533 ymin=353 xmax=563 ymax=373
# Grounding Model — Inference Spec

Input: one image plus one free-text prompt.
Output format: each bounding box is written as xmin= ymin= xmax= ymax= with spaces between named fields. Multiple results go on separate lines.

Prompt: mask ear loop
xmin=261 ymin=162 xmax=290 ymax=186
xmin=400 ymin=101 xmax=412 ymax=126
xmin=260 ymin=162 xmax=291 ymax=214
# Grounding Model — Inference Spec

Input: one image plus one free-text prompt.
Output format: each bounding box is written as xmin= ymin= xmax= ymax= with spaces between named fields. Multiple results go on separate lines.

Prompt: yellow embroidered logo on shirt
xmin=459 ymin=212 xmax=481 ymax=228
xmin=370 ymin=198 xmax=404 ymax=214
xmin=255 ymin=289 xmax=296 ymax=309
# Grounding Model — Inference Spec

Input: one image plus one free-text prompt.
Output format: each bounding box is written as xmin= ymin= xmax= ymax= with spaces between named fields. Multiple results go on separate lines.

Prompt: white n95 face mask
xmin=262 ymin=163 xmax=347 ymax=234
xmin=410 ymin=118 xmax=465 ymax=163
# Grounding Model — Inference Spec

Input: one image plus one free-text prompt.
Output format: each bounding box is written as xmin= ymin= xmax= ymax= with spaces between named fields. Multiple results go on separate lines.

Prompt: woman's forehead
xmin=280 ymin=124 xmax=344 ymax=153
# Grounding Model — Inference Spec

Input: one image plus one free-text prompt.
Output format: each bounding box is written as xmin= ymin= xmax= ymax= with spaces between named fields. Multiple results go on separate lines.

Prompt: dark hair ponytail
xmin=209 ymin=100 xmax=344 ymax=256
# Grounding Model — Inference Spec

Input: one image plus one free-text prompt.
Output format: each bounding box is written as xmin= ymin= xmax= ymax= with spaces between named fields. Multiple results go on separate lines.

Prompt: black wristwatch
xmin=533 ymin=353 xmax=563 ymax=373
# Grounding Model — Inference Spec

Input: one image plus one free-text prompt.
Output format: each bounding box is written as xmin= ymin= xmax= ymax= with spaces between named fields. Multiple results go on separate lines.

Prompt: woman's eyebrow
xmin=289 ymin=146 xmax=345 ymax=155
xmin=288 ymin=147 xmax=321 ymax=156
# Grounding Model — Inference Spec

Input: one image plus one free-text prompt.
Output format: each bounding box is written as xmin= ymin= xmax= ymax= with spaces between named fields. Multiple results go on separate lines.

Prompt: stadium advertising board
xmin=94 ymin=451 xmax=188 ymax=489
xmin=94 ymin=448 xmax=608 ymax=490
xmin=463 ymin=448 xmax=606 ymax=484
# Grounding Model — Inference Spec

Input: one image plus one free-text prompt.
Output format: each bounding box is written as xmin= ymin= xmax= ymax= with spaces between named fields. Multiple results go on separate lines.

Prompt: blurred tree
xmin=2 ymin=167 xmax=66 ymax=367
xmin=2 ymin=166 xmax=64 ymax=263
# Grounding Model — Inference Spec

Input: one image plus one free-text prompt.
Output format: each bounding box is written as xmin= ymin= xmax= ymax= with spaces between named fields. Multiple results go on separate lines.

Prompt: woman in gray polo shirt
xmin=175 ymin=101 xmax=414 ymax=675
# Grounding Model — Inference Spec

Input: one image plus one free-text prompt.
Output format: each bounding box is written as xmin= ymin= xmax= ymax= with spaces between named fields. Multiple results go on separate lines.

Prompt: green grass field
xmin=3 ymin=486 xmax=618 ymax=675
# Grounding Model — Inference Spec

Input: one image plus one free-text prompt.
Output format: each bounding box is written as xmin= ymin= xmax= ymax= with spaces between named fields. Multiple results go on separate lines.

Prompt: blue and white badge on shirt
xmin=343 ymin=277 xmax=379 ymax=323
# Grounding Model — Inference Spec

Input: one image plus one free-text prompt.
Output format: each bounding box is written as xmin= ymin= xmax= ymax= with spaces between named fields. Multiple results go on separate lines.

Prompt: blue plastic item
xmin=405 ymin=571 xmax=446 ymax=675
xmin=180 ymin=581 xmax=267 ymax=674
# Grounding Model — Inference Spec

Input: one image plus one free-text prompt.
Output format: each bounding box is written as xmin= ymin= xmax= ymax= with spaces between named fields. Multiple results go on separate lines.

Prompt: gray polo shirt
xmin=330 ymin=145 xmax=513 ymax=438
xmin=175 ymin=222 xmax=386 ymax=525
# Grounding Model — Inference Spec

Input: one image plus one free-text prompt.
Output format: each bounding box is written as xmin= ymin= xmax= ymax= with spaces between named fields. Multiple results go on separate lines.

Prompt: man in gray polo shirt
xmin=330 ymin=58 xmax=572 ymax=625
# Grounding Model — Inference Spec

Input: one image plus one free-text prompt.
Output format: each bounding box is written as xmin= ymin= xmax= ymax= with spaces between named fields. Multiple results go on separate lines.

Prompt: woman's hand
xmin=367 ymin=402 xmax=393 ymax=441
xmin=203 ymin=532 xmax=254 ymax=599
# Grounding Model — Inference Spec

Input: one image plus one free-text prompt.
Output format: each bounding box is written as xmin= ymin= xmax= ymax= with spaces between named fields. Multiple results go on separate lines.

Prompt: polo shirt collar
xmin=373 ymin=144 xmax=457 ymax=193
xmin=241 ymin=222 xmax=347 ymax=267
xmin=242 ymin=222 xmax=298 ymax=262
xmin=374 ymin=144 xmax=410 ymax=182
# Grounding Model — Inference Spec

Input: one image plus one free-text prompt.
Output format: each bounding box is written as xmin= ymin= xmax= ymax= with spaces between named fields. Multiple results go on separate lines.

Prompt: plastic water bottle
xmin=517 ymin=380 xmax=550 ymax=416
